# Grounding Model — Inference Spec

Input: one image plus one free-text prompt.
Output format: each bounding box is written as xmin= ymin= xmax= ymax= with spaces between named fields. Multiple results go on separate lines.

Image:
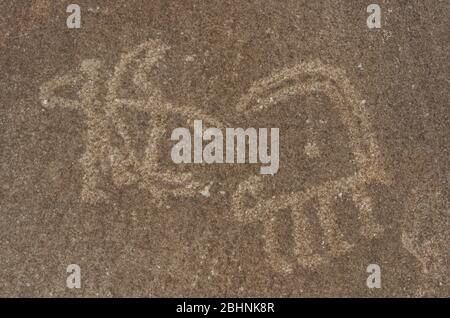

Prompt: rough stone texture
xmin=0 ymin=0 xmax=448 ymax=297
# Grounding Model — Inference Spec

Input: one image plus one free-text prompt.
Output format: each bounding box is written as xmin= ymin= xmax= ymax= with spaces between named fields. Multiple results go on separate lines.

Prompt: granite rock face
xmin=0 ymin=1 xmax=448 ymax=297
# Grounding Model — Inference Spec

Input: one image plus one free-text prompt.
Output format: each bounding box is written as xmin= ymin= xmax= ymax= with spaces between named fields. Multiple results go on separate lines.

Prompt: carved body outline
xmin=40 ymin=39 xmax=391 ymax=272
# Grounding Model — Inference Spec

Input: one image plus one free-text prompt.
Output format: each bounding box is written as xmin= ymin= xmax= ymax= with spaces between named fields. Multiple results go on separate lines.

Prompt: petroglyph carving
xmin=401 ymin=184 xmax=448 ymax=281
xmin=232 ymin=61 xmax=391 ymax=273
xmin=40 ymin=39 xmax=224 ymax=204
xmin=41 ymin=39 xmax=391 ymax=273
